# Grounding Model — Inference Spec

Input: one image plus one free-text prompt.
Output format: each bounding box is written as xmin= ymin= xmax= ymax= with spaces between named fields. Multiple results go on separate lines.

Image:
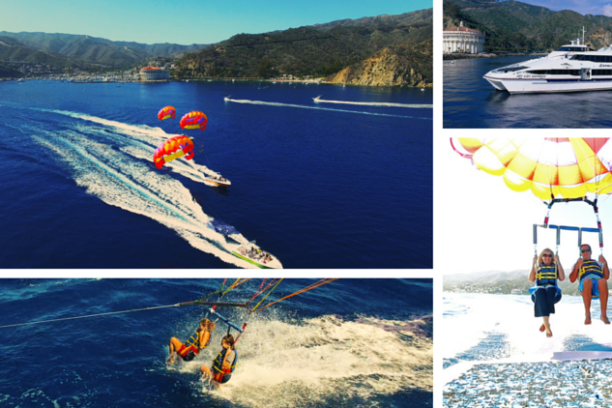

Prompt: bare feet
xmin=167 ymin=355 xmax=175 ymax=365
xmin=546 ymin=328 xmax=553 ymax=338
xmin=539 ymin=324 xmax=546 ymax=332
xmin=602 ymin=315 xmax=611 ymax=324
xmin=585 ymin=315 xmax=592 ymax=325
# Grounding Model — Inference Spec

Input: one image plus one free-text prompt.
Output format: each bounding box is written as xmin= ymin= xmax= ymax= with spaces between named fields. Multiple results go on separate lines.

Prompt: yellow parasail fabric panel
xmin=472 ymin=146 xmax=507 ymax=176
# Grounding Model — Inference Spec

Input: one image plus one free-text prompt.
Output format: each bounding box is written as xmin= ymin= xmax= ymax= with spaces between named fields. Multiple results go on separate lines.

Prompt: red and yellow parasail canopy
xmin=452 ymin=137 xmax=612 ymax=200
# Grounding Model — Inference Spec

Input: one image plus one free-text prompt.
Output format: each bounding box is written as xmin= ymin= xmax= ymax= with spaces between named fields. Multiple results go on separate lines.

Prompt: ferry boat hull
xmin=484 ymin=76 xmax=612 ymax=94
xmin=482 ymin=29 xmax=612 ymax=94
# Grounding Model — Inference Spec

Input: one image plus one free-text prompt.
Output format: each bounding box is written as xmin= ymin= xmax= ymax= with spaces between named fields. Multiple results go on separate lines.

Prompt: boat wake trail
xmin=224 ymin=98 xmax=432 ymax=120
xmin=313 ymin=96 xmax=433 ymax=109
xmin=40 ymin=109 xmax=225 ymax=184
xmin=27 ymin=113 xmax=256 ymax=268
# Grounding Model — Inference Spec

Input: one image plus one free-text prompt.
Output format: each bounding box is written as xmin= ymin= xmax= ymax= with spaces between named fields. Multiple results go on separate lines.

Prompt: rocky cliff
xmin=325 ymin=41 xmax=432 ymax=87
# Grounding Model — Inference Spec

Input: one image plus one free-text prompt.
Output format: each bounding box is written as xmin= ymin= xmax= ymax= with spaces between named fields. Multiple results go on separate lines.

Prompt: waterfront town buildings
xmin=139 ymin=66 xmax=170 ymax=81
xmin=443 ymin=21 xmax=485 ymax=54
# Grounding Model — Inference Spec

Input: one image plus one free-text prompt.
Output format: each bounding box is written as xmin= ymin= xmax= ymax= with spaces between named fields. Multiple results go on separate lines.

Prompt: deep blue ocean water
xmin=444 ymin=55 xmax=612 ymax=128
xmin=0 ymin=80 xmax=432 ymax=268
xmin=0 ymin=278 xmax=433 ymax=408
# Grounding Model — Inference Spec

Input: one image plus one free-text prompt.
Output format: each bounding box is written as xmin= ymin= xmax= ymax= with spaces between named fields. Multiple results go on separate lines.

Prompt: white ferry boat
xmin=483 ymin=27 xmax=612 ymax=94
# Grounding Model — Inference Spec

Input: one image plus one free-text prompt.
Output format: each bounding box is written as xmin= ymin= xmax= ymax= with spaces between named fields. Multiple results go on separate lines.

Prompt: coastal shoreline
xmin=3 ymin=76 xmax=432 ymax=88
xmin=443 ymin=52 xmax=547 ymax=61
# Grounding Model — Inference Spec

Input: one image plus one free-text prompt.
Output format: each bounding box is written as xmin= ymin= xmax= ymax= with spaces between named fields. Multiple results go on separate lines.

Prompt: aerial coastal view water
xmin=0 ymin=278 xmax=433 ymax=408
xmin=0 ymin=80 xmax=432 ymax=268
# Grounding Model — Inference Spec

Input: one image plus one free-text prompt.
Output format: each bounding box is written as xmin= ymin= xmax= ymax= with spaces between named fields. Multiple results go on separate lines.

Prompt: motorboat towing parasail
xmin=232 ymin=243 xmax=283 ymax=269
xmin=205 ymin=174 xmax=231 ymax=187
xmin=208 ymin=220 xmax=283 ymax=268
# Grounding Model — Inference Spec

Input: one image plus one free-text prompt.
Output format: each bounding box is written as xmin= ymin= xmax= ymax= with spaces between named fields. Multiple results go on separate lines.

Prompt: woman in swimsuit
xmin=168 ymin=318 xmax=216 ymax=364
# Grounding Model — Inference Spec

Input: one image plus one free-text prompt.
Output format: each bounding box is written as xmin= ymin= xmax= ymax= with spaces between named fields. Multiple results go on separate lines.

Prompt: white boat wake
xmin=41 ymin=109 xmax=224 ymax=182
xmin=27 ymin=110 xmax=258 ymax=268
xmin=313 ymin=95 xmax=432 ymax=109
xmin=224 ymin=97 xmax=432 ymax=120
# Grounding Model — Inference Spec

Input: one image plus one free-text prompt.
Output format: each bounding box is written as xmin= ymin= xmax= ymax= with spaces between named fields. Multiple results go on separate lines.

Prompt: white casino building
xmin=443 ymin=22 xmax=485 ymax=54
xmin=140 ymin=66 xmax=170 ymax=81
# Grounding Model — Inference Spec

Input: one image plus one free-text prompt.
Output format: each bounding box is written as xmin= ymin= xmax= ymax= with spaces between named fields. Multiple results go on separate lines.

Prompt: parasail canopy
xmin=180 ymin=111 xmax=208 ymax=131
xmin=452 ymin=137 xmax=612 ymax=200
xmin=158 ymin=106 xmax=176 ymax=120
xmin=153 ymin=135 xmax=194 ymax=169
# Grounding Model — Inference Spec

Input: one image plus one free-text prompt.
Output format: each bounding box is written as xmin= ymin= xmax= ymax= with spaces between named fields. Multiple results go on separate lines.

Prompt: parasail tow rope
xmin=0 ymin=279 xmax=338 ymax=330
xmin=222 ymin=278 xmax=250 ymax=296
xmin=257 ymin=278 xmax=338 ymax=311
xmin=0 ymin=300 xmax=249 ymax=330
xmin=251 ymin=279 xmax=284 ymax=311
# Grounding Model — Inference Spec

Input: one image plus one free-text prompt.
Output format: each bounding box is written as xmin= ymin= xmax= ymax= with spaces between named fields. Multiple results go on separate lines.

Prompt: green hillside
xmin=445 ymin=0 xmax=612 ymax=52
xmin=0 ymin=36 xmax=94 ymax=72
xmin=0 ymin=32 xmax=209 ymax=68
xmin=173 ymin=9 xmax=432 ymax=80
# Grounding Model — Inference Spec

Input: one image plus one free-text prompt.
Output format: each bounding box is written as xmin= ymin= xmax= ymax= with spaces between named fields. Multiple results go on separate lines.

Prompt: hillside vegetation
xmin=445 ymin=0 xmax=612 ymax=52
xmin=0 ymin=31 xmax=208 ymax=69
xmin=173 ymin=9 xmax=432 ymax=86
xmin=444 ymin=269 xmax=582 ymax=296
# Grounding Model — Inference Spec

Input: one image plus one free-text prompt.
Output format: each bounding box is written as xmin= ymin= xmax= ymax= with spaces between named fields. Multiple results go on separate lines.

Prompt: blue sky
xmin=0 ymin=0 xmax=432 ymax=45
xmin=518 ymin=0 xmax=612 ymax=16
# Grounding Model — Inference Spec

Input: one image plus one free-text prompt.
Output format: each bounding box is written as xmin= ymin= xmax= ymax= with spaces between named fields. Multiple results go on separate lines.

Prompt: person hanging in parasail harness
xmin=167 ymin=318 xmax=216 ymax=364
xmin=529 ymin=248 xmax=565 ymax=338
xmin=570 ymin=244 xmax=610 ymax=325
xmin=200 ymin=334 xmax=238 ymax=386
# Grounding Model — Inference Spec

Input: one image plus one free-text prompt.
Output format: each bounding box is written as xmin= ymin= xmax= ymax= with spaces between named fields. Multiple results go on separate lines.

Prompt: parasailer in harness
xmin=167 ymin=318 xmax=216 ymax=364
xmin=529 ymin=248 xmax=565 ymax=338
xmin=570 ymin=244 xmax=610 ymax=325
xmin=200 ymin=334 xmax=237 ymax=386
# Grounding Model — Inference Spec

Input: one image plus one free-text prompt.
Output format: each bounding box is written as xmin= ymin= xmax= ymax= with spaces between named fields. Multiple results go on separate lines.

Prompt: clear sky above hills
xmin=1 ymin=0 xmax=432 ymax=45
xmin=518 ymin=0 xmax=612 ymax=17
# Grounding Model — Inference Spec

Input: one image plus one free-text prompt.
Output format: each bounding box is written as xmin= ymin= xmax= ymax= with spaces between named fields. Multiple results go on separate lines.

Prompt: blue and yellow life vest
xmin=536 ymin=264 xmax=557 ymax=286
xmin=579 ymin=259 xmax=605 ymax=281
xmin=185 ymin=327 xmax=211 ymax=350
xmin=212 ymin=348 xmax=238 ymax=381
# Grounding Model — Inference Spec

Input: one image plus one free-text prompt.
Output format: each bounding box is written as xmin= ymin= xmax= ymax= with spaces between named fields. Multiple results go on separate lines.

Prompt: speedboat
xmin=224 ymin=96 xmax=231 ymax=101
xmin=483 ymin=27 xmax=612 ymax=94
xmin=205 ymin=175 xmax=231 ymax=187
xmin=232 ymin=243 xmax=283 ymax=269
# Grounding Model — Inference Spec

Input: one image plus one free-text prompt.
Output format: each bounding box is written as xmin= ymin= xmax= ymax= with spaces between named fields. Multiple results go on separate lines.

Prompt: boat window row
xmin=592 ymin=70 xmax=612 ymax=76
xmin=570 ymin=55 xmax=612 ymax=62
xmin=526 ymin=70 xmax=580 ymax=76
xmin=558 ymin=47 xmax=587 ymax=52
xmin=498 ymin=66 xmax=529 ymax=73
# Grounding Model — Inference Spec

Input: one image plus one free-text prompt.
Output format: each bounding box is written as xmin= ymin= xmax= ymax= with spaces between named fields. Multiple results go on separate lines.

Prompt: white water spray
xmin=30 ymin=122 xmax=255 ymax=268
xmin=195 ymin=314 xmax=432 ymax=407
xmin=224 ymin=97 xmax=432 ymax=120
xmin=313 ymin=95 xmax=432 ymax=109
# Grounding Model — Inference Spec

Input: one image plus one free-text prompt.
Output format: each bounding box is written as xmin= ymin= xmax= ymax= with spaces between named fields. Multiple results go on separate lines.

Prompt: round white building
xmin=140 ymin=66 xmax=170 ymax=81
xmin=443 ymin=22 xmax=485 ymax=54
